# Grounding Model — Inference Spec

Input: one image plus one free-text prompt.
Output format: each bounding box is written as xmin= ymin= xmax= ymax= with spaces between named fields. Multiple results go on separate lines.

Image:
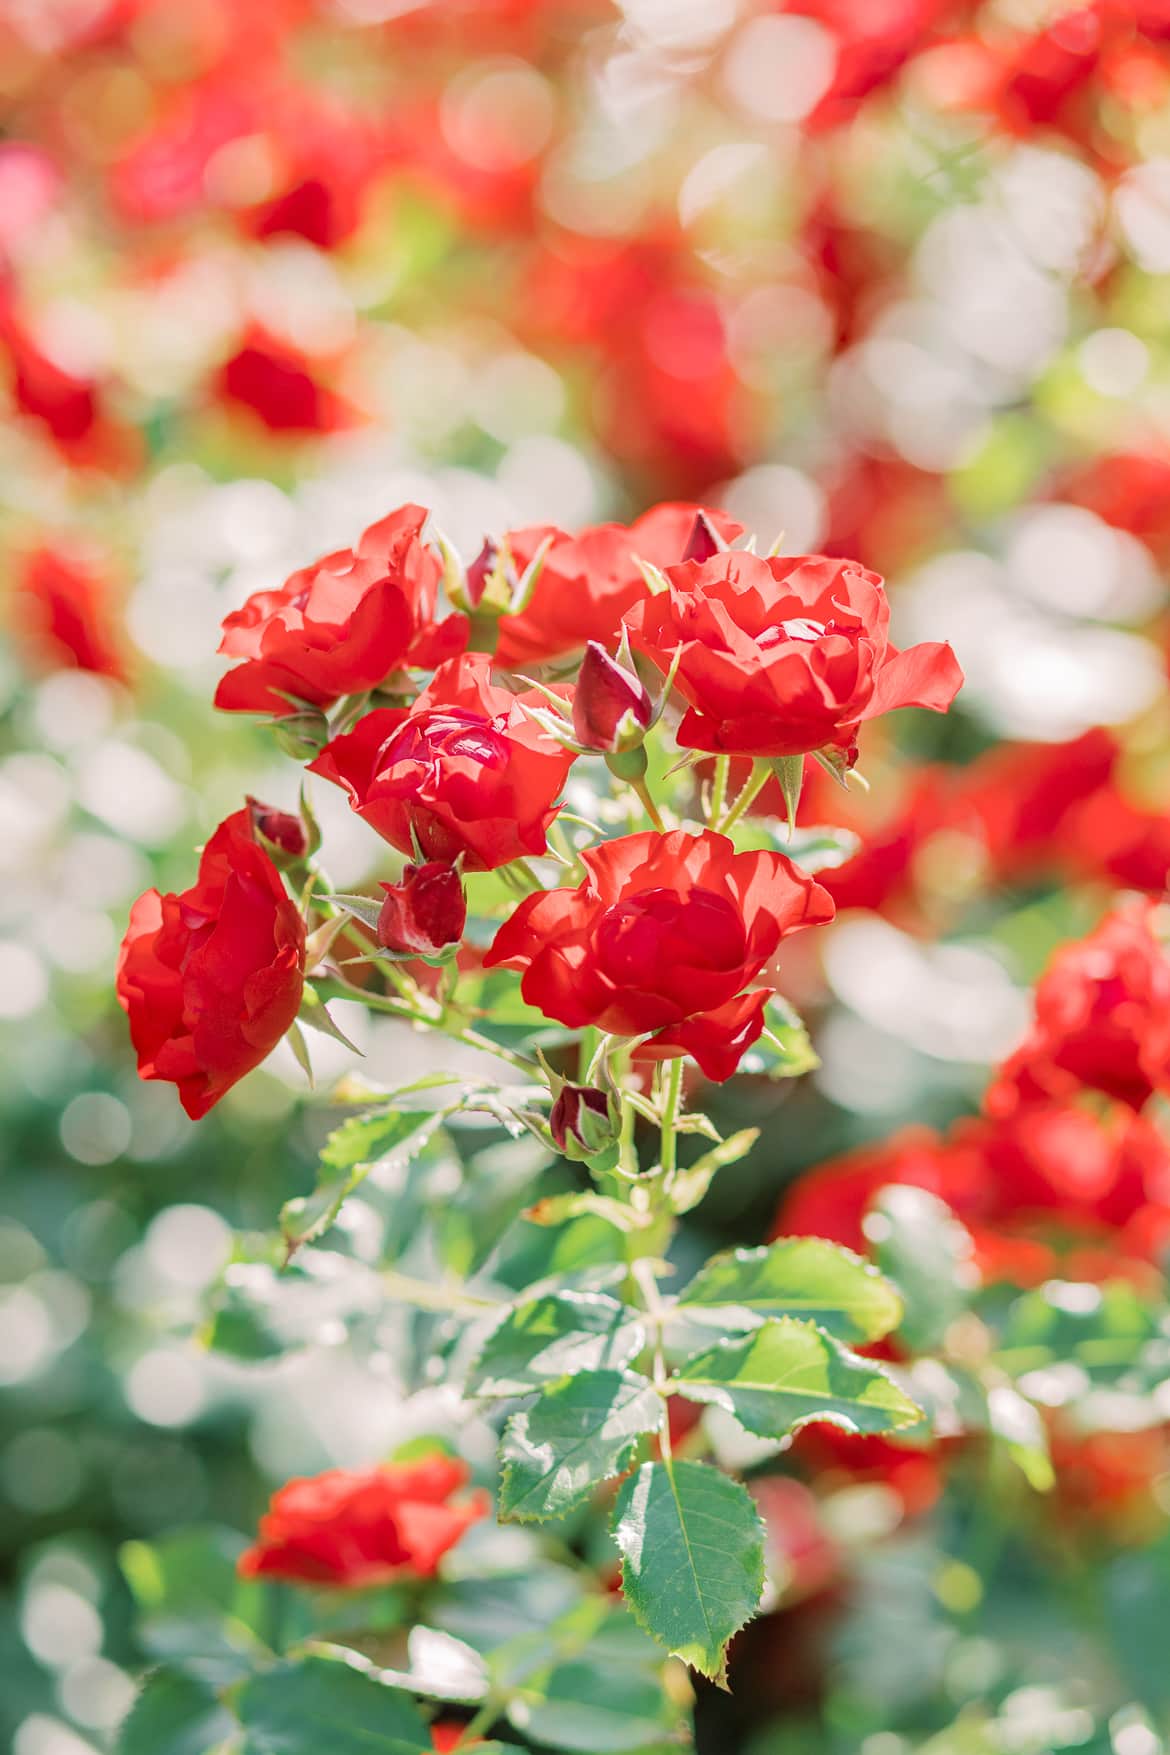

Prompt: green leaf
xmin=677 ymin=1238 xmax=902 ymax=1344
xmin=237 ymin=1653 xmax=431 ymax=1755
xmin=669 ymin=1129 xmax=760 ymax=1215
xmin=203 ymin=1247 xmax=383 ymax=1360
xmin=611 ymin=1459 xmax=765 ymax=1685
xmin=776 ymin=824 xmax=861 ymax=873
xmin=116 ymin=1667 xmax=236 ymax=1755
xmin=741 ymin=1002 xmax=818 ymax=1079
xmin=499 ymin=1370 xmax=663 ymax=1521
xmin=466 ymin=1291 xmax=645 ymax=1398
xmin=996 ymin=1279 xmax=1170 ymax=1393
xmin=515 ymin=1658 xmax=677 ymax=1752
xmin=325 ymin=892 xmax=383 ymax=932
xmin=674 ymin=1318 xmax=922 ymax=1440
xmin=867 ymin=1184 xmax=978 ymax=1351
xmin=282 ymin=1104 xmax=453 ymax=1252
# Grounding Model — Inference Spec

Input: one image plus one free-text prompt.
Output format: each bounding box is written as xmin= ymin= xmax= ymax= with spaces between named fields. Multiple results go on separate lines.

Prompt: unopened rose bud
xmin=681 ymin=510 xmax=729 ymax=564
xmin=573 ymin=641 xmax=653 ymax=754
xmin=271 ymin=705 xmax=329 ymax=761
xmin=549 ymin=1082 xmax=620 ymax=1162
xmin=247 ymin=796 xmax=309 ymax=863
xmin=377 ymin=862 xmax=466 ymax=958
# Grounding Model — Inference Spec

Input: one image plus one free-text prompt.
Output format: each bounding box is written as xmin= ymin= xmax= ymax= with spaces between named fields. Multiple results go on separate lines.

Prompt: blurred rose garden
xmin=11 ymin=1 xmax=1170 ymax=1752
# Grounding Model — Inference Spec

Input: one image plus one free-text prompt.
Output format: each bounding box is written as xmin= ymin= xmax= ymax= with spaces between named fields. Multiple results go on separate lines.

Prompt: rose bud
xmin=247 ymin=796 xmax=309 ymax=864
xmin=377 ymin=861 xmax=466 ymax=958
xmin=681 ymin=508 xmax=730 ymax=564
xmin=549 ymin=1082 xmax=621 ymax=1162
xmin=271 ymin=703 xmax=330 ymax=761
xmin=573 ymin=640 xmax=653 ymax=754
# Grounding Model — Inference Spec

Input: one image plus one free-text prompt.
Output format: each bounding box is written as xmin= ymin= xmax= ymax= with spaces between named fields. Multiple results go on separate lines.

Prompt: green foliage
xmin=868 ymin=1185 xmax=978 ymax=1351
xmin=281 ymin=1102 xmax=455 ymax=1253
xmin=997 ymin=1279 xmax=1170 ymax=1392
xmin=611 ymin=1459 xmax=765 ymax=1686
xmin=466 ymin=1290 xmax=646 ymax=1397
xmin=236 ymin=1654 xmax=432 ymax=1754
xmin=674 ymin=1317 xmax=922 ymax=1440
xmin=116 ymin=1668 xmax=236 ymax=1755
xmin=499 ymin=1369 xmax=663 ymax=1521
xmin=676 ymin=1238 xmax=903 ymax=1344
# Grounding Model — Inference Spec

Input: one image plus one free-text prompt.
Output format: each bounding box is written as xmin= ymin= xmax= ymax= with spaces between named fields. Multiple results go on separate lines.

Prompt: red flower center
xmin=384 ymin=708 xmax=509 ymax=772
xmin=595 ymin=886 xmax=747 ymax=989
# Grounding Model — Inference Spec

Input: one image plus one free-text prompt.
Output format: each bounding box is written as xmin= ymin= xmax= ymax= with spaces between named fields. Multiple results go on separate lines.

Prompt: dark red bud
xmin=681 ymin=510 xmax=729 ymax=564
xmin=549 ymin=1083 xmax=620 ymax=1161
xmin=464 ymin=540 xmax=496 ymax=610
xmin=247 ymin=796 xmax=309 ymax=861
xmin=573 ymin=641 xmax=653 ymax=753
xmin=377 ymin=862 xmax=466 ymax=957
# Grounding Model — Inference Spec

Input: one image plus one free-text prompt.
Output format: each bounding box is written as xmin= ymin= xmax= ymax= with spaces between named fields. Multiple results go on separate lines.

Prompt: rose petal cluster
xmin=309 ymin=652 xmax=574 ymax=871
xmin=626 ymin=550 xmax=963 ymax=759
xmin=238 ymin=1454 xmax=487 ymax=1588
xmin=216 ymin=503 xmax=466 ymax=717
xmin=986 ymin=902 xmax=1170 ymax=1116
xmin=486 ymin=828 xmax=833 ymax=1080
xmin=493 ymin=502 xmax=742 ymax=667
xmin=116 ymin=806 xmax=306 ymax=1119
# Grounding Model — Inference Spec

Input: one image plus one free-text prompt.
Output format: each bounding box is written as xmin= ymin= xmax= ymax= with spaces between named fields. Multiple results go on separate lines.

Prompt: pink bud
xmin=573 ymin=641 xmax=653 ymax=753
xmin=247 ymin=796 xmax=309 ymax=861
xmin=377 ymin=862 xmax=466 ymax=957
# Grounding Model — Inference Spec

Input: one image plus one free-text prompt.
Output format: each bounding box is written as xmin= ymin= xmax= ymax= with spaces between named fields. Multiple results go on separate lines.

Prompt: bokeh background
xmin=6 ymin=2 xmax=1170 ymax=1752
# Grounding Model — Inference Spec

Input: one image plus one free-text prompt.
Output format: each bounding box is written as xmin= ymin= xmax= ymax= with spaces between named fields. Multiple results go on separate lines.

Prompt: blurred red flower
xmin=238 ymin=1454 xmax=487 ymax=1588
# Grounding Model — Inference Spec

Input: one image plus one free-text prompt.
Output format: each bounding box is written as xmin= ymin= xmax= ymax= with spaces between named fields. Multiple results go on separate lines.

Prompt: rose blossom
xmin=116 ymin=806 xmax=306 ymax=1119
xmin=492 ymin=503 xmax=743 ymax=667
xmin=626 ymin=549 xmax=962 ymax=760
xmin=309 ymin=652 xmax=574 ymax=871
xmin=485 ymin=828 xmax=834 ymax=1081
xmin=986 ymin=902 xmax=1170 ymax=1116
xmin=238 ymin=1454 xmax=486 ymax=1588
xmin=215 ymin=503 xmax=466 ymax=717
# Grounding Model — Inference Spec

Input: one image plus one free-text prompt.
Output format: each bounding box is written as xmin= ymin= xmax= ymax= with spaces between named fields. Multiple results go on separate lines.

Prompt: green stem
xmin=382 ymin=1268 xmax=500 ymax=1316
xmin=708 ymin=754 xmax=730 ymax=826
xmin=451 ymin=1697 xmax=502 ymax=1749
xmin=659 ymin=1056 xmax=683 ymax=1180
xmin=313 ymin=976 xmax=539 ymax=1076
xmin=716 ymin=759 xmax=771 ymax=834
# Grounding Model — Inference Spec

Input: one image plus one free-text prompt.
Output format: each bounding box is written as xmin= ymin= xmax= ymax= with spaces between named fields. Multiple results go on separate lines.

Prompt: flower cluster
xmin=117 ymin=499 xmax=961 ymax=1112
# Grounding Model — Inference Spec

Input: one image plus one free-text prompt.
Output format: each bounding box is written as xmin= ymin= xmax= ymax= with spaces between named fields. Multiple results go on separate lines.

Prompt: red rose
xmin=485 ymin=829 xmax=833 ymax=1081
xmin=377 ymin=862 xmax=467 ymax=956
xmin=116 ymin=807 xmax=306 ymax=1120
xmin=216 ymin=327 xmax=352 ymax=435
xmin=986 ymin=904 xmax=1170 ymax=1117
xmin=309 ymin=652 xmax=574 ymax=871
xmin=11 ymin=543 xmax=130 ymax=682
xmin=216 ymin=504 xmax=465 ymax=717
xmin=238 ymin=1454 xmax=486 ymax=1589
xmin=493 ymin=503 xmax=743 ymax=668
xmin=774 ymin=1126 xmax=959 ymax=1252
xmin=626 ymin=550 xmax=962 ymax=759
